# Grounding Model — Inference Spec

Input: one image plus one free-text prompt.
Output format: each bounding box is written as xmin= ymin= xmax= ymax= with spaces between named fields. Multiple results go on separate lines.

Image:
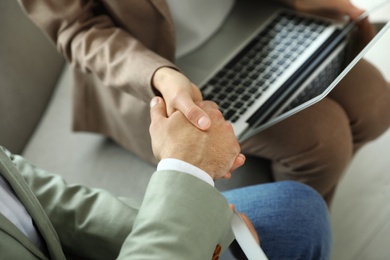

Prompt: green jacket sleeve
xmin=117 ymin=170 xmax=235 ymax=260
xmin=4 ymin=148 xmax=234 ymax=259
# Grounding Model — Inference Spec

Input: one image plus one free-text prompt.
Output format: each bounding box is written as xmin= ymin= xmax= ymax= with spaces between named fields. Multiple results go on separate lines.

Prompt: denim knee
xmin=223 ymin=181 xmax=332 ymax=260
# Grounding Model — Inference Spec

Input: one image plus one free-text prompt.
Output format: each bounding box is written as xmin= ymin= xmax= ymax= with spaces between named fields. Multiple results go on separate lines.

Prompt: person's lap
xmin=241 ymin=59 xmax=390 ymax=204
xmin=241 ymin=96 xmax=353 ymax=204
xmin=223 ymin=181 xmax=332 ymax=260
xmin=327 ymin=59 xmax=390 ymax=151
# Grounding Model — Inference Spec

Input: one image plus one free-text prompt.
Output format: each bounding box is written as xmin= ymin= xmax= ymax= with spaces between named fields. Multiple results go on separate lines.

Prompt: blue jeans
xmin=222 ymin=181 xmax=332 ymax=260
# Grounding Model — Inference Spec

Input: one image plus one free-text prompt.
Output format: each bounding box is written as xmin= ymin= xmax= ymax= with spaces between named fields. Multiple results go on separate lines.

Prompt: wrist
xmin=161 ymin=150 xmax=217 ymax=179
xmin=152 ymin=67 xmax=178 ymax=93
xmin=157 ymin=158 xmax=215 ymax=186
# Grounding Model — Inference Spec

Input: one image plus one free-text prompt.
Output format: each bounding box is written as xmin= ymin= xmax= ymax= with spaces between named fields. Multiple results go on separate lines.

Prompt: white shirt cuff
xmin=157 ymin=158 xmax=215 ymax=187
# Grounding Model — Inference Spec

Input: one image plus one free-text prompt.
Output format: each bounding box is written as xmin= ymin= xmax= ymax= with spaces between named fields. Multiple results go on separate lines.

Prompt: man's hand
xmin=149 ymin=96 xmax=245 ymax=180
xmin=152 ymin=67 xmax=211 ymax=130
xmin=292 ymin=0 xmax=364 ymax=20
xmin=230 ymin=205 xmax=260 ymax=245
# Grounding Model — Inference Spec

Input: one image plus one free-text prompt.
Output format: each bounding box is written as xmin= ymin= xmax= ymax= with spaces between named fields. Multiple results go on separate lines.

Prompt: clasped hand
xmin=149 ymin=0 xmax=366 ymax=180
xmin=149 ymin=96 xmax=245 ymax=180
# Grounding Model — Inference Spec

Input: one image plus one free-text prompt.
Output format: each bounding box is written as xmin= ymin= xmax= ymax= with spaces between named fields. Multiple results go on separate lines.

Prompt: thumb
xmin=150 ymin=97 xmax=167 ymax=123
xmin=176 ymin=94 xmax=211 ymax=130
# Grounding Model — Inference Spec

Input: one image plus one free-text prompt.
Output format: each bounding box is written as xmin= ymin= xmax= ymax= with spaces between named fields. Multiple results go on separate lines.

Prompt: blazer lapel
xmin=0 ymin=149 xmax=66 ymax=260
xmin=0 ymin=213 xmax=48 ymax=259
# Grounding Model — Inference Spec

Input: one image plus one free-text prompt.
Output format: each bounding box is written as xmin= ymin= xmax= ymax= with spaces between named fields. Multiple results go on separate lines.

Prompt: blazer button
xmin=212 ymin=244 xmax=222 ymax=260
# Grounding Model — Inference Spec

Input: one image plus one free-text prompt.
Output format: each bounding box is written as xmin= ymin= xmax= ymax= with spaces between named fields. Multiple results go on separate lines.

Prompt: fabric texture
xmin=0 ymin=146 xmax=332 ymax=259
xmin=18 ymin=0 xmax=178 ymax=163
xmin=241 ymin=59 xmax=390 ymax=205
xmin=223 ymin=181 xmax=332 ymax=260
xmin=0 ymin=147 xmax=234 ymax=259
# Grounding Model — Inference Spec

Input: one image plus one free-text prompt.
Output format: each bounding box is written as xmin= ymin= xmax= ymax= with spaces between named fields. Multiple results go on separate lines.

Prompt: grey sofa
xmin=0 ymin=0 xmax=271 ymax=202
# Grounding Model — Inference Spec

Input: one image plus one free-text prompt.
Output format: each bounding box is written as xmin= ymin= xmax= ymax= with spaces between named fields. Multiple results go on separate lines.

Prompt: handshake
xmin=149 ymin=96 xmax=246 ymax=180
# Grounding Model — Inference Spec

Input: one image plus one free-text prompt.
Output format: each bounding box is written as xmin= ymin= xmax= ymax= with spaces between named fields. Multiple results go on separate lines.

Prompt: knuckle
xmin=223 ymin=121 xmax=234 ymax=132
xmin=209 ymin=108 xmax=223 ymax=119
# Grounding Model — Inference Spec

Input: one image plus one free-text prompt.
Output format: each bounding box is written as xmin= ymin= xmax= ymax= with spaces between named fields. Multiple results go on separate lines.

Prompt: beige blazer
xmin=0 ymin=146 xmax=234 ymax=259
xmin=18 ymin=0 xmax=179 ymax=163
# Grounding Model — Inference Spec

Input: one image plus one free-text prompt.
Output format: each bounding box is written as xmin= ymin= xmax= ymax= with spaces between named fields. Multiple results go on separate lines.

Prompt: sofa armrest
xmin=0 ymin=0 xmax=65 ymax=153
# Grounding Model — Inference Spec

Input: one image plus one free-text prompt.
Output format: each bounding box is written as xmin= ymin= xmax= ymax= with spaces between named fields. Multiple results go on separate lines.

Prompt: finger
xmin=337 ymin=0 xmax=365 ymax=20
xmin=239 ymin=213 xmax=260 ymax=245
xmin=229 ymin=204 xmax=236 ymax=212
xmin=230 ymin=154 xmax=246 ymax=172
xmin=191 ymin=83 xmax=204 ymax=102
xmin=221 ymin=172 xmax=232 ymax=179
xmin=221 ymin=154 xmax=246 ymax=179
xmin=150 ymin=97 xmax=167 ymax=123
xmin=356 ymin=17 xmax=376 ymax=41
xmin=176 ymin=94 xmax=211 ymax=130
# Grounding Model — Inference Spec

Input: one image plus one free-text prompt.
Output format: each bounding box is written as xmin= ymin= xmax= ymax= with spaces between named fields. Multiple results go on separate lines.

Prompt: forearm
xmin=18 ymin=0 xmax=177 ymax=101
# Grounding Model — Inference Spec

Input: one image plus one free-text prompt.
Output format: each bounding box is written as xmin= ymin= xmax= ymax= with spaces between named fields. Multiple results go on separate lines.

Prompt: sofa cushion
xmin=0 ymin=0 xmax=64 ymax=154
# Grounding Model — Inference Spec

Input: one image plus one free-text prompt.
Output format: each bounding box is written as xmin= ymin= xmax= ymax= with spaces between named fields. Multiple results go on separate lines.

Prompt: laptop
xmin=175 ymin=0 xmax=390 ymax=142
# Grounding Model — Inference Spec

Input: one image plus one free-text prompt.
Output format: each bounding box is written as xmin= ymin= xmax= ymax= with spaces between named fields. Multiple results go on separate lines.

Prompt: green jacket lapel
xmin=0 ymin=148 xmax=66 ymax=259
xmin=0 ymin=213 xmax=48 ymax=259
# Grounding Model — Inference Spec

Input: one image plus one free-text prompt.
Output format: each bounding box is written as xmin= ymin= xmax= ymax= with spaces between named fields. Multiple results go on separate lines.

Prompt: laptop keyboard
xmin=279 ymin=46 xmax=346 ymax=113
xmin=202 ymin=11 xmax=331 ymax=122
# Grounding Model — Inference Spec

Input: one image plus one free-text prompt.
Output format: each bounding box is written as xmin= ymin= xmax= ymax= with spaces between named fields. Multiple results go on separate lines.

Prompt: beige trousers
xmin=241 ymin=59 xmax=390 ymax=205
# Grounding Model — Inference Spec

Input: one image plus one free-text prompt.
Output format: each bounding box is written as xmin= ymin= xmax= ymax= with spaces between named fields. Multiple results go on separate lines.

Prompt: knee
xmin=260 ymin=181 xmax=332 ymax=259
xmin=309 ymin=98 xmax=353 ymax=160
xmin=309 ymin=111 xmax=353 ymax=175
xmin=287 ymin=184 xmax=332 ymax=260
xmin=351 ymin=81 xmax=390 ymax=148
xmin=334 ymin=59 xmax=390 ymax=148
xmin=285 ymin=182 xmax=332 ymax=259
xmin=273 ymin=99 xmax=353 ymax=193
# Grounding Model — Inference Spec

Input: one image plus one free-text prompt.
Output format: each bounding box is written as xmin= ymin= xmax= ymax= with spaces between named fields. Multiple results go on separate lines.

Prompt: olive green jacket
xmin=0 ymin=147 xmax=234 ymax=259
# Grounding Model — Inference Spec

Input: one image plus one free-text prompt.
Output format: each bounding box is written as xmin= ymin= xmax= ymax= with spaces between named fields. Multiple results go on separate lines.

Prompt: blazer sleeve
xmin=17 ymin=0 xmax=177 ymax=102
xmin=7 ymin=150 xmax=234 ymax=259
xmin=117 ymin=170 xmax=235 ymax=260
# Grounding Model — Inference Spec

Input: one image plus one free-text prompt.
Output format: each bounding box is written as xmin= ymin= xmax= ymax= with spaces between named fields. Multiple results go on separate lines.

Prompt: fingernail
xmin=150 ymin=97 xmax=159 ymax=108
xmin=237 ymin=154 xmax=246 ymax=165
xmin=198 ymin=116 xmax=210 ymax=129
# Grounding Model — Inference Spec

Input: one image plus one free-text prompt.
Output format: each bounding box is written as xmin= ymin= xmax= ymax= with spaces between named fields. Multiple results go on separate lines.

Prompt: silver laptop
xmin=176 ymin=0 xmax=390 ymax=142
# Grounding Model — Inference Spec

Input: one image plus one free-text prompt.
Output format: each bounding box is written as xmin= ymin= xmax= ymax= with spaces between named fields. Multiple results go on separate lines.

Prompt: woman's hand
xmin=152 ymin=67 xmax=211 ymax=130
xmin=149 ymin=97 xmax=245 ymax=180
xmin=292 ymin=0 xmax=365 ymax=20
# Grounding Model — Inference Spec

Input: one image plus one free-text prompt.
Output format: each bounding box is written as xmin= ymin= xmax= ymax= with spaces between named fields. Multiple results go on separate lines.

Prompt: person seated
xmin=0 ymin=97 xmax=331 ymax=259
xmin=18 ymin=0 xmax=390 ymax=207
